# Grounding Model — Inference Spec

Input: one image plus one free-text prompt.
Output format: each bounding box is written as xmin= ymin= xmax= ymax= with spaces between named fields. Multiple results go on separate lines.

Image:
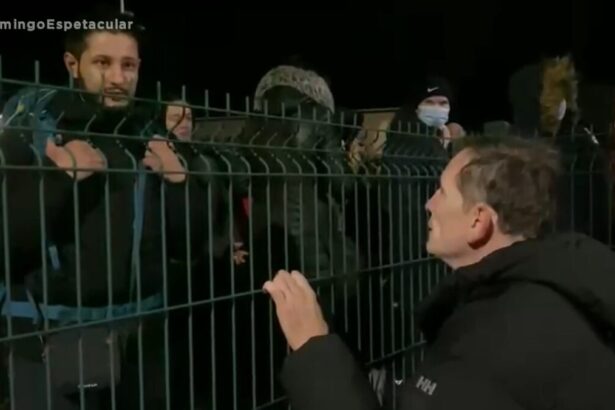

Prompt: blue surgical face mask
xmin=417 ymin=105 xmax=450 ymax=128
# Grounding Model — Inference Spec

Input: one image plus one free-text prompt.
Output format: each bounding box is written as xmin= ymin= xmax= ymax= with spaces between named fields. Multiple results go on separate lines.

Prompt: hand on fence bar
xmin=263 ymin=270 xmax=329 ymax=351
xmin=45 ymin=138 xmax=106 ymax=180
xmin=233 ymin=241 xmax=249 ymax=265
xmin=143 ymin=136 xmax=186 ymax=183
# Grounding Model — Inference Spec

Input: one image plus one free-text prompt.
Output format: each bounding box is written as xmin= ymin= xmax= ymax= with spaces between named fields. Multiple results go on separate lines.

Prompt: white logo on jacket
xmin=415 ymin=375 xmax=437 ymax=396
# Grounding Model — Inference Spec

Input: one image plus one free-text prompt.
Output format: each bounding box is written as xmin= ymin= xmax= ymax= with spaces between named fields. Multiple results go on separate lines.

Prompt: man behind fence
xmin=264 ymin=135 xmax=615 ymax=410
xmin=0 ymin=7 xmax=209 ymax=410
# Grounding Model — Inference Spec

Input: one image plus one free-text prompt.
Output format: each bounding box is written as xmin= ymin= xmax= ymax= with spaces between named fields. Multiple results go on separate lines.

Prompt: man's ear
xmin=468 ymin=203 xmax=495 ymax=248
xmin=64 ymin=52 xmax=79 ymax=79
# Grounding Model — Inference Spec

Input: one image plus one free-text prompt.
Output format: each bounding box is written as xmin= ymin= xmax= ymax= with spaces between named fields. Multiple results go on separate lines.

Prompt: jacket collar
xmin=417 ymin=238 xmax=541 ymax=342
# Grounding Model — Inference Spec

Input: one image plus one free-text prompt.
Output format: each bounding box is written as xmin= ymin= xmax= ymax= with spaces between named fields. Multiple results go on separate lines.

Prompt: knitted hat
xmin=415 ymin=76 xmax=454 ymax=106
xmin=253 ymin=65 xmax=335 ymax=113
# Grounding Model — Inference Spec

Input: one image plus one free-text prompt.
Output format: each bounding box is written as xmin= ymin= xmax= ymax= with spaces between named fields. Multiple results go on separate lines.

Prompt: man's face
xmin=165 ymin=103 xmax=193 ymax=141
xmin=420 ymin=95 xmax=450 ymax=108
xmin=425 ymin=149 xmax=476 ymax=262
xmin=64 ymin=32 xmax=140 ymax=108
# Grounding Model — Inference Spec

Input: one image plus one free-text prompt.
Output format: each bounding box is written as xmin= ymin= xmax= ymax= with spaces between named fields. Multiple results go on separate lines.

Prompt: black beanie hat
xmin=415 ymin=76 xmax=454 ymax=106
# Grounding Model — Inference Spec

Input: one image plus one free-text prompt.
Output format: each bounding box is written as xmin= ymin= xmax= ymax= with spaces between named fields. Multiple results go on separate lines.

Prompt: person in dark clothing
xmin=508 ymin=55 xmax=581 ymax=140
xmin=508 ymin=55 xmax=612 ymax=244
xmin=0 ymin=8 xmax=210 ymax=410
xmin=228 ymin=64 xmax=360 ymax=408
xmin=156 ymin=94 xmax=253 ymax=410
xmin=371 ymin=78 xmax=455 ymax=387
xmin=388 ymin=76 xmax=464 ymax=157
xmin=263 ymin=135 xmax=615 ymax=410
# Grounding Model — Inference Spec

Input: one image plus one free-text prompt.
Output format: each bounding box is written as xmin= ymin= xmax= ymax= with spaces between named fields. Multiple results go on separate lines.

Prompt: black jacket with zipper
xmin=0 ymin=89 xmax=210 ymax=309
xmin=279 ymin=233 xmax=615 ymax=409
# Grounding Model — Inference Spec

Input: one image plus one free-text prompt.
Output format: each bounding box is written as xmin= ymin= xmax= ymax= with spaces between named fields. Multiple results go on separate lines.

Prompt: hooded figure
xmin=508 ymin=56 xmax=612 ymax=243
xmin=230 ymin=64 xmax=360 ymax=407
xmin=509 ymin=55 xmax=581 ymax=139
xmin=240 ymin=64 xmax=358 ymax=283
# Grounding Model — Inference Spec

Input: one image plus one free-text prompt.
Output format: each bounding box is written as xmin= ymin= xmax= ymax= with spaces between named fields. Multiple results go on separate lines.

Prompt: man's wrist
xmin=163 ymin=173 xmax=186 ymax=183
xmin=291 ymin=327 xmax=330 ymax=351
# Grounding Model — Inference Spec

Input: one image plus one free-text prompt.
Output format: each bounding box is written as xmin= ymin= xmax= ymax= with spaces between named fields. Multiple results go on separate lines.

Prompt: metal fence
xmin=0 ymin=77 xmax=612 ymax=410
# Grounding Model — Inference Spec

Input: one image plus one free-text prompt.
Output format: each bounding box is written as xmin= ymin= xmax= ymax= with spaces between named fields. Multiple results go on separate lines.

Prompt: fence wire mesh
xmin=0 ymin=75 xmax=612 ymax=410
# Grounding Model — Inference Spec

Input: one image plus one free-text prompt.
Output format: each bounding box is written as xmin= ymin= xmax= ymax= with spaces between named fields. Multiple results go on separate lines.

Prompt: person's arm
xmin=0 ymin=134 xmax=73 ymax=275
xmin=265 ymin=271 xmax=526 ymax=410
xmin=280 ymin=333 xmax=381 ymax=410
xmin=264 ymin=270 xmax=382 ymax=410
xmin=281 ymin=335 xmax=526 ymax=410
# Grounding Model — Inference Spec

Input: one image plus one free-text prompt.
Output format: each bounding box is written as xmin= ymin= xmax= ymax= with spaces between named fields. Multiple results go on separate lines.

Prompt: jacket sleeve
xmin=279 ymin=333 xmax=525 ymax=410
xmin=280 ymin=334 xmax=382 ymax=410
xmin=396 ymin=360 xmax=525 ymax=410
xmin=0 ymin=131 xmax=73 ymax=277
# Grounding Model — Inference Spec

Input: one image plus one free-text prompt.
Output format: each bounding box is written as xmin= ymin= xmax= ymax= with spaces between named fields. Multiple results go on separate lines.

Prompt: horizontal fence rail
xmin=0 ymin=78 xmax=612 ymax=410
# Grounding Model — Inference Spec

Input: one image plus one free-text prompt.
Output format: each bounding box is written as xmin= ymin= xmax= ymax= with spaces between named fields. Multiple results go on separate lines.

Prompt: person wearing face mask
xmin=415 ymin=91 xmax=450 ymax=129
xmin=386 ymin=76 xmax=465 ymax=159
xmin=509 ymin=55 xmax=583 ymax=141
xmin=508 ymin=55 xmax=612 ymax=245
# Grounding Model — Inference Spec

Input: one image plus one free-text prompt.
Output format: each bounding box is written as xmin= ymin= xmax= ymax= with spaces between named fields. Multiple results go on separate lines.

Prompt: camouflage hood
xmin=253 ymin=65 xmax=335 ymax=113
xmin=508 ymin=55 xmax=579 ymax=137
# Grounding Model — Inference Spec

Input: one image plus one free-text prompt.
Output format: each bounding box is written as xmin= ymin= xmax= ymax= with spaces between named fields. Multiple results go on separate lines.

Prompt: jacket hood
xmin=420 ymin=233 xmax=615 ymax=343
xmin=253 ymin=65 xmax=334 ymax=113
xmin=508 ymin=56 xmax=579 ymax=137
xmin=463 ymin=233 xmax=615 ymax=333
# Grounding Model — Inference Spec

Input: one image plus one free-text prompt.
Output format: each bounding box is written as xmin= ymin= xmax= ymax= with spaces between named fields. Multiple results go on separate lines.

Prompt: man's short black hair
xmin=64 ymin=6 xmax=145 ymax=59
xmin=453 ymin=134 xmax=562 ymax=239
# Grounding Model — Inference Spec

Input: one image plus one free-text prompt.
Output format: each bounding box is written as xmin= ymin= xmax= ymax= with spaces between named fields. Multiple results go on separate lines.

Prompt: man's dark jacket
xmin=0 ymin=89 xmax=209 ymax=309
xmin=280 ymin=233 xmax=615 ymax=409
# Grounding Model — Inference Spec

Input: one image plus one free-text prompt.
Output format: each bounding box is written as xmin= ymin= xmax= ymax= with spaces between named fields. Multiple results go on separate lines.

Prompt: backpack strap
xmin=129 ymin=164 xmax=147 ymax=305
xmin=0 ymin=89 xmax=162 ymax=325
xmin=0 ymin=283 xmax=162 ymax=325
xmin=1 ymin=87 xmax=58 ymax=156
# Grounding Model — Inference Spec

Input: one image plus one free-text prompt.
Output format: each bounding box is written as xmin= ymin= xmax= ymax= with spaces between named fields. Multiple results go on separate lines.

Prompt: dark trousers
xmin=0 ymin=315 xmax=168 ymax=410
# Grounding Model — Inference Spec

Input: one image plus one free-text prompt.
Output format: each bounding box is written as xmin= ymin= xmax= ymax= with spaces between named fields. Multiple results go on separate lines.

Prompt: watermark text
xmin=0 ymin=19 xmax=133 ymax=32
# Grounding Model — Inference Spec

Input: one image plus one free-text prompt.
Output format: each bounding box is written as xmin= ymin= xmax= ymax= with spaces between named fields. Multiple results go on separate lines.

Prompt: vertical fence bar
xmin=297 ymin=105 xmax=306 ymax=277
xmin=420 ymin=163 xmax=431 ymax=363
xmin=0 ymin=121 xmax=16 ymax=410
xmin=366 ymin=171 xmax=374 ymax=362
xmin=104 ymin=142 xmax=117 ymax=410
xmin=328 ymin=111 xmax=338 ymax=317
xmin=32 ymin=59 xmax=55 ymax=410
xmin=387 ymin=164 xmax=396 ymax=406
xmin=73 ymin=98 xmax=89 ymax=410
xmin=407 ymin=164 xmax=415 ymax=375
xmin=224 ymin=152 xmax=238 ymax=410
xmin=400 ymin=164 xmax=409 ymax=380
xmin=353 ymin=168 xmax=362 ymax=354
xmin=376 ymin=167 xmax=385 ymax=361
xmin=244 ymin=96 xmax=257 ymax=410
xmin=312 ymin=106 xmax=321 ymax=290
xmin=263 ymin=101 xmax=276 ymax=404
xmin=204 ymin=89 xmax=218 ymax=409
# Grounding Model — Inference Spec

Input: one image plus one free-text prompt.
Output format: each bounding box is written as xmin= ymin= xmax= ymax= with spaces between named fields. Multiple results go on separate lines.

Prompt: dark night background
xmin=0 ymin=0 xmax=611 ymax=131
